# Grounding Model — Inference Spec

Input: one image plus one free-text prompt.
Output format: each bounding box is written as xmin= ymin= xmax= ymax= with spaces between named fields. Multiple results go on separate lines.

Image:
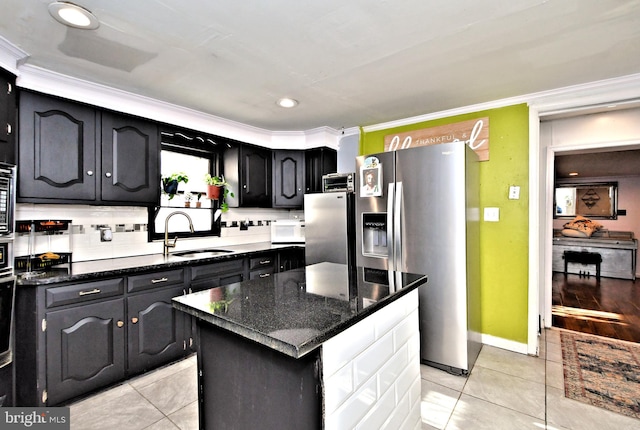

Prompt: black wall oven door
xmin=0 ymin=275 xmax=15 ymax=368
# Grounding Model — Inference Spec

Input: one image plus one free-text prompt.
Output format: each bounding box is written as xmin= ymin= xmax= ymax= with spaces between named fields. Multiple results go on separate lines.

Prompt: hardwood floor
xmin=552 ymin=272 xmax=640 ymax=343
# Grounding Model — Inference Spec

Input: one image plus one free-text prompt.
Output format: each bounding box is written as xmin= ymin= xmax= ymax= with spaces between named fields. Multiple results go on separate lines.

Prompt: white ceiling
xmin=1 ymin=0 xmax=640 ymax=132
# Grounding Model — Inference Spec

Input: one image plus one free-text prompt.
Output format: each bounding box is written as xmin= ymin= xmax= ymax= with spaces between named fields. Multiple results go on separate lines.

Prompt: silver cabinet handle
xmin=87 ymin=170 xmax=94 ymax=176
xmin=259 ymin=273 xmax=271 ymax=278
xmin=105 ymin=172 xmax=112 ymax=178
xmin=260 ymin=260 xmax=271 ymax=265
xmin=151 ymin=277 xmax=168 ymax=284
xmin=79 ymin=288 xmax=101 ymax=296
xmin=6 ymin=124 xmax=11 ymax=135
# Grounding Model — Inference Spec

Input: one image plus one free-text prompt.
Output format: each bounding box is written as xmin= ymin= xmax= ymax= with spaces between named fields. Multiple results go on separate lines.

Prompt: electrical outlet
xmin=484 ymin=207 xmax=500 ymax=222
xmin=509 ymin=185 xmax=520 ymax=200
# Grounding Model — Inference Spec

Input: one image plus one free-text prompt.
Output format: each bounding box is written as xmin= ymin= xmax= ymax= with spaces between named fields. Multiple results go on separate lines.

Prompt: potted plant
xmin=162 ymin=172 xmax=189 ymax=200
xmin=204 ymin=174 xmax=235 ymax=212
xmin=196 ymin=192 xmax=203 ymax=208
xmin=184 ymin=192 xmax=193 ymax=207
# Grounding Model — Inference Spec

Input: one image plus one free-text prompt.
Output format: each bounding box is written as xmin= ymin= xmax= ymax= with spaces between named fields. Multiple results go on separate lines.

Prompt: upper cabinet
xmin=305 ymin=147 xmax=337 ymax=193
xmin=0 ymin=69 xmax=16 ymax=164
xmin=272 ymin=150 xmax=304 ymax=208
xmin=224 ymin=143 xmax=272 ymax=208
xmin=18 ymin=92 xmax=159 ymax=205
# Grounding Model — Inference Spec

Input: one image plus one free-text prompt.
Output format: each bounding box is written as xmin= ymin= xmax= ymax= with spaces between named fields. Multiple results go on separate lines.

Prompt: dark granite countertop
xmin=16 ymin=242 xmax=301 ymax=286
xmin=172 ymin=262 xmax=428 ymax=358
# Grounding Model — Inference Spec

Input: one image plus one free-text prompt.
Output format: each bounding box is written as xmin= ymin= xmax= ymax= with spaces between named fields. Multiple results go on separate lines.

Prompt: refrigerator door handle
xmin=394 ymin=182 xmax=403 ymax=271
xmin=387 ymin=182 xmax=395 ymax=265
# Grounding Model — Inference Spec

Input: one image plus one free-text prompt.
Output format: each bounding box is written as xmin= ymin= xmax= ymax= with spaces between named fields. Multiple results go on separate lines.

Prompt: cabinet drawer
xmin=249 ymin=255 xmax=275 ymax=271
xmin=46 ymin=278 xmax=125 ymax=308
xmin=190 ymin=259 xmax=244 ymax=283
xmin=128 ymin=269 xmax=185 ymax=293
xmin=249 ymin=268 xmax=274 ymax=280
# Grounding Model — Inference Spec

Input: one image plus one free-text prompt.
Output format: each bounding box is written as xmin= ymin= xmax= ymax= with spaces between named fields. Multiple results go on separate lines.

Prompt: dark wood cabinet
xmin=249 ymin=252 xmax=276 ymax=280
xmin=278 ymin=247 xmax=305 ymax=272
xmin=273 ymin=150 xmax=304 ymax=208
xmin=45 ymin=297 xmax=126 ymax=406
xmin=101 ymin=111 xmax=160 ymax=203
xmin=0 ymin=362 xmax=13 ymax=406
xmin=0 ymin=69 xmax=16 ymax=164
xmin=224 ymin=143 xmax=272 ymax=207
xmin=305 ymin=147 xmax=337 ymax=193
xmin=18 ymin=91 xmax=159 ymax=205
xmin=127 ymin=285 xmax=187 ymax=375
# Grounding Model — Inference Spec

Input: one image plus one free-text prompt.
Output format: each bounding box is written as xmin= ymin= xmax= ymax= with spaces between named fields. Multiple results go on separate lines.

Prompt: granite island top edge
xmin=172 ymin=263 xmax=428 ymax=359
xmin=16 ymin=242 xmax=301 ymax=286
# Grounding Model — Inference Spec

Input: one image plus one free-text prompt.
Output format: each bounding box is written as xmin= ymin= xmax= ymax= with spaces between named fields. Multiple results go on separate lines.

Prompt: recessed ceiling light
xmin=276 ymin=98 xmax=298 ymax=108
xmin=48 ymin=2 xmax=100 ymax=30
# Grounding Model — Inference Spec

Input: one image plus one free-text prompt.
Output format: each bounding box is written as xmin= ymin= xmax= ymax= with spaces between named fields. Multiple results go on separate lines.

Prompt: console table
xmin=552 ymin=230 xmax=637 ymax=280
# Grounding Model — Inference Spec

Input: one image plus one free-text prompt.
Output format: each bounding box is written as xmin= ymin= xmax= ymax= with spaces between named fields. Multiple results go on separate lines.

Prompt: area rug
xmin=560 ymin=330 xmax=640 ymax=419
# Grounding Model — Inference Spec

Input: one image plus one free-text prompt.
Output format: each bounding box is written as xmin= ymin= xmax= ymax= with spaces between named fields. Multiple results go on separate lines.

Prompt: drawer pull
xmin=78 ymin=288 xmax=101 ymax=296
xmin=259 ymin=273 xmax=271 ymax=278
xmin=151 ymin=277 xmax=169 ymax=284
xmin=117 ymin=320 xmax=124 ymax=328
xmin=260 ymin=260 xmax=271 ymax=265
xmin=131 ymin=317 xmax=139 ymax=324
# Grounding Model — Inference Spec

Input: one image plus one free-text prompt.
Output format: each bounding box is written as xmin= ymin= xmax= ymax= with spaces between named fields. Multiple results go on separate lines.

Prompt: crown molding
xmin=363 ymin=73 xmax=640 ymax=132
xmin=15 ymin=64 xmax=344 ymax=149
xmin=0 ymin=35 xmax=28 ymax=75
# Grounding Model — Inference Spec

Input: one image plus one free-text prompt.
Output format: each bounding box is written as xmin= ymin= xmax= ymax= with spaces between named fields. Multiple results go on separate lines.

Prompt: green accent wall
xmin=361 ymin=104 xmax=530 ymax=344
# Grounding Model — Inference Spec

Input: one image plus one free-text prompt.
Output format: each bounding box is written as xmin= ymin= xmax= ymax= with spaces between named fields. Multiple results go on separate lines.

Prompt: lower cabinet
xmin=249 ymin=252 xmax=276 ymax=280
xmin=127 ymin=285 xmax=187 ymax=375
xmin=0 ymin=362 xmax=13 ymax=406
xmin=15 ymin=271 xmax=191 ymax=406
xmin=45 ymin=297 xmax=126 ymax=406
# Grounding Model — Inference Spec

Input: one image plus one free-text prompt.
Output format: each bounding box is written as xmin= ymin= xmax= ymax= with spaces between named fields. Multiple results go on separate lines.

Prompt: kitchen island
xmin=173 ymin=262 xmax=428 ymax=430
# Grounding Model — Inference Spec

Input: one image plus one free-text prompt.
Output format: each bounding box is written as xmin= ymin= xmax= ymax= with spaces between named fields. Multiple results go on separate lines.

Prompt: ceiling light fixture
xmin=569 ymin=172 xmax=579 ymax=176
xmin=277 ymin=98 xmax=298 ymax=108
xmin=48 ymin=2 xmax=100 ymax=29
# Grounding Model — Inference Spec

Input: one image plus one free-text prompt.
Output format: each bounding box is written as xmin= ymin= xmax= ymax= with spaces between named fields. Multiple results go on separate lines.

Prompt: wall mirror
xmin=554 ymin=182 xmax=618 ymax=219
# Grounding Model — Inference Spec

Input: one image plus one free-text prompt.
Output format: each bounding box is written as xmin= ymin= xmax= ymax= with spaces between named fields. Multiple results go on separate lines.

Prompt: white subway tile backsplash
xmin=323 ymin=290 xmax=421 ymax=430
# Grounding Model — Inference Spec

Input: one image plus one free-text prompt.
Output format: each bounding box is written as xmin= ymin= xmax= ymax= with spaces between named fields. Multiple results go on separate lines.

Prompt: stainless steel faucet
xmin=164 ymin=211 xmax=195 ymax=256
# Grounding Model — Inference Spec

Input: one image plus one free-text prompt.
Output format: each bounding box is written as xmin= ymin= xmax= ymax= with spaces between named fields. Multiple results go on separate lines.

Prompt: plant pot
xmin=185 ymin=202 xmax=191 ymax=208
xmin=196 ymin=201 xmax=202 ymax=208
xmin=163 ymin=179 xmax=178 ymax=195
xmin=207 ymin=184 xmax=223 ymax=200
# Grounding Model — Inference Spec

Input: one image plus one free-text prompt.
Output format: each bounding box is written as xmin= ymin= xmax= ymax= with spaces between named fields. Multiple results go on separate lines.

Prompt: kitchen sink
xmin=171 ymin=249 xmax=233 ymax=259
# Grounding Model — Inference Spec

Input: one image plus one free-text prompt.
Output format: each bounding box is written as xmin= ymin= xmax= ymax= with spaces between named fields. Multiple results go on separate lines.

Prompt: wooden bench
xmin=563 ymin=250 xmax=602 ymax=280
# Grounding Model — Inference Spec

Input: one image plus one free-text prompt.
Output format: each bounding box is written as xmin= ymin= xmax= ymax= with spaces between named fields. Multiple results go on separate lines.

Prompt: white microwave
xmin=271 ymin=220 xmax=305 ymax=244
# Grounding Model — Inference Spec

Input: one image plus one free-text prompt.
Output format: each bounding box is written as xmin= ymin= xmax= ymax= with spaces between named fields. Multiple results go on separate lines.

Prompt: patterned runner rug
xmin=560 ymin=330 xmax=640 ymax=419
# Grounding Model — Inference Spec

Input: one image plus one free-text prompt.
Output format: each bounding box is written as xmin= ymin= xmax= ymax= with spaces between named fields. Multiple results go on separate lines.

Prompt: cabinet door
xmin=0 ymin=362 xmax=13 ymax=406
xmin=240 ymin=145 xmax=272 ymax=207
xmin=273 ymin=150 xmax=304 ymax=208
xmin=127 ymin=285 xmax=186 ymax=375
xmin=45 ymin=298 xmax=125 ymax=405
xmin=0 ymin=69 xmax=16 ymax=164
xmin=305 ymin=147 xmax=337 ymax=193
xmin=101 ymin=112 xmax=159 ymax=203
xmin=278 ymin=248 xmax=305 ymax=272
xmin=18 ymin=92 xmax=97 ymax=201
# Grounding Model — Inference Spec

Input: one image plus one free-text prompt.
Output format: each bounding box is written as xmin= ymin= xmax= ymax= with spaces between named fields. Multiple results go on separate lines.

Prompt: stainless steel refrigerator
xmin=304 ymin=191 xmax=356 ymax=267
xmin=355 ymin=142 xmax=480 ymax=374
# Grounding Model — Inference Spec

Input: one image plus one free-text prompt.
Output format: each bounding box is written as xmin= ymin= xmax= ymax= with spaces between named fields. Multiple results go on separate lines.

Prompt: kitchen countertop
xmin=172 ymin=262 xmax=428 ymax=358
xmin=16 ymin=242 xmax=301 ymax=286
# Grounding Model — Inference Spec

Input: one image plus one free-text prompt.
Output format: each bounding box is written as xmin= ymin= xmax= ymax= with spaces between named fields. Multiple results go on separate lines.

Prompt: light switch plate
xmin=484 ymin=207 xmax=500 ymax=222
xmin=509 ymin=185 xmax=520 ymax=200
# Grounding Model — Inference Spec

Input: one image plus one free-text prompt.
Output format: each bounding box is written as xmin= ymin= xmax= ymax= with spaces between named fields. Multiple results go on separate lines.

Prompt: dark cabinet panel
xmin=0 ymin=362 xmax=13 ymax=406
xmin=127 ymin=285 xmax=187 ymax=375
xmin=305 ymin=147 xmax=337 ymax=193
xmin=278 ymin=248 xmax=305 ymax=272
xmin=18 ymin=91 xmax=159 ymax=205
xmin=45 ymin=298 xmax=126 ymax=405
xmin=101 ymin=112 xmax=159 ymax=203
xmin=0 ymin=69 xmax=16 ymax=164
xmin=18 ymin=92 xmax=97 ymax=200
xmin=224 ymin=144 xmax=272 ymax=207
xmin=273 ymin=150 xmax=304 ymax=208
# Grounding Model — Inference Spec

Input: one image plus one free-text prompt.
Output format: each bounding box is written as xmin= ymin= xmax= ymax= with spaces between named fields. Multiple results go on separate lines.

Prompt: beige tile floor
xmin=68 ymin=328 xmax=640 ymax=429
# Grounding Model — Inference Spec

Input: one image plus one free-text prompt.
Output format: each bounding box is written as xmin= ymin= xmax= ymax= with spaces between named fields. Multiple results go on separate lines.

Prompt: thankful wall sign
xmin=383 ymin=117 xmax=490 ymax=161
